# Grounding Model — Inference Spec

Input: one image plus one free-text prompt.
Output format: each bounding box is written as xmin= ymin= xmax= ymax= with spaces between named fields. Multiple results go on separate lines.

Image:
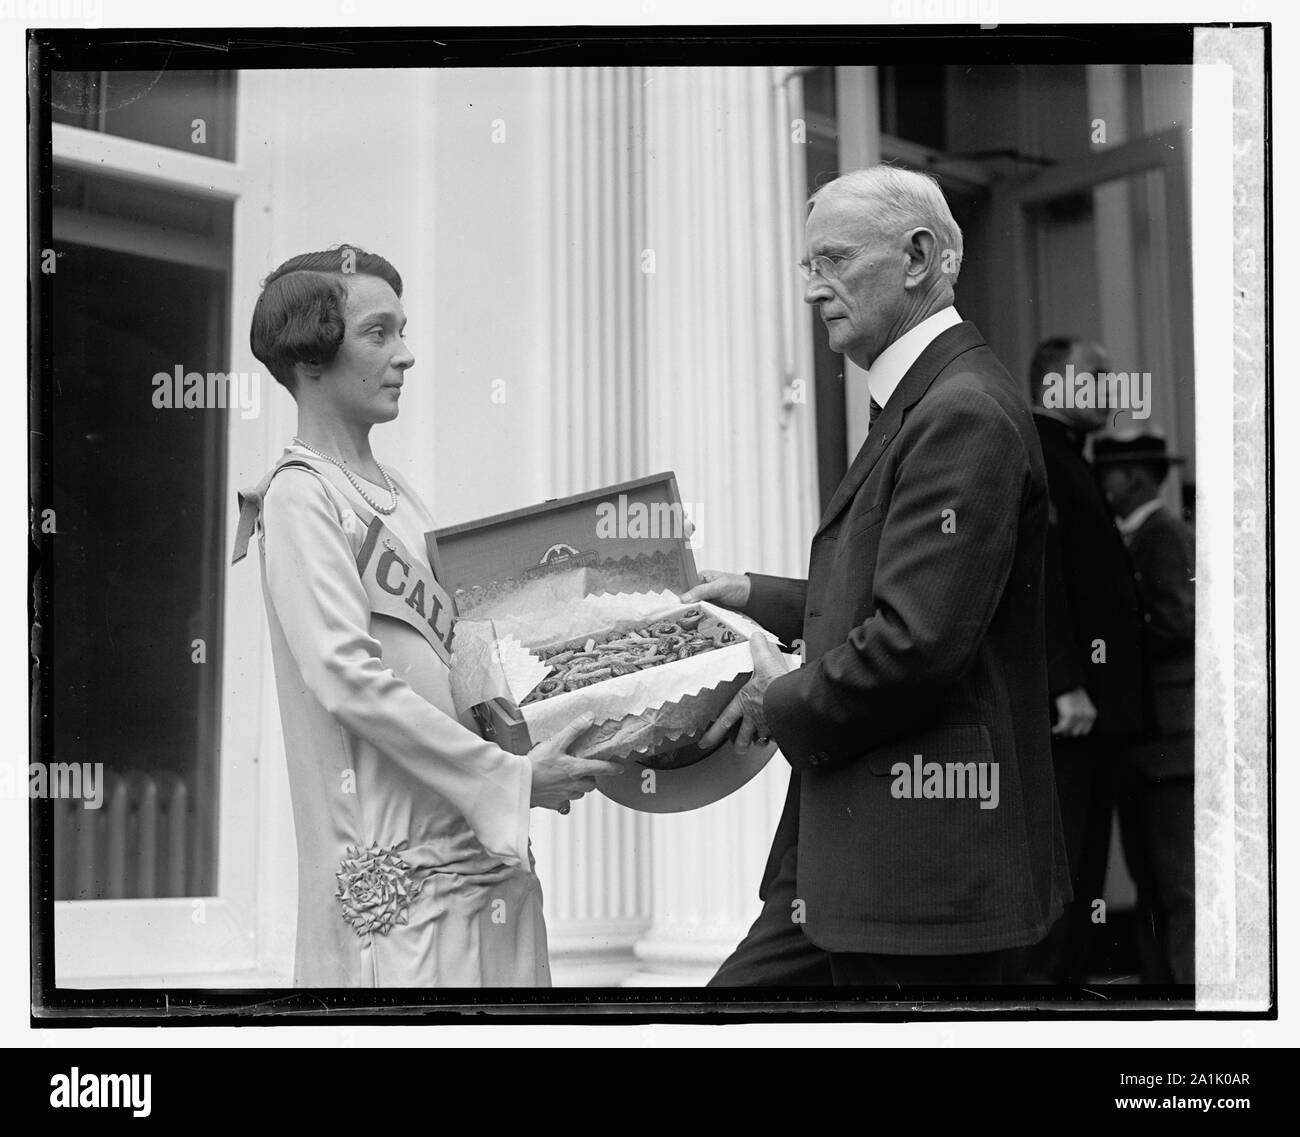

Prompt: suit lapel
xmin=814 ymin=321 xmax=986 ymax=537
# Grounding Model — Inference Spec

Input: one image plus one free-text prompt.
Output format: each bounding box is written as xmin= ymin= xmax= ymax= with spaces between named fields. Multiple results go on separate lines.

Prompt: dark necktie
xmin=869 ymin=396 xmax=883 ymax=429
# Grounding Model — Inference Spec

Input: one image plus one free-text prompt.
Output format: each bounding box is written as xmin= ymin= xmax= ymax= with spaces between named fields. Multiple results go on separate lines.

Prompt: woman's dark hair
xmin=249 ymin=246 xmax=403 ymax=391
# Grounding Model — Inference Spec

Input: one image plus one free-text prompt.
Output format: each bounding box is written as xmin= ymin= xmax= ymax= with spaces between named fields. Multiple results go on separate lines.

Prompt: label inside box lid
xmin=429 ymin=472 xmax=699 ymax=618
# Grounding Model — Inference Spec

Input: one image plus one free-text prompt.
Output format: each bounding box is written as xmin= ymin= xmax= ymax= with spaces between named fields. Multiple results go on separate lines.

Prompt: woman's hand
xmin=528 ymin=714 xmax=623 ymax=812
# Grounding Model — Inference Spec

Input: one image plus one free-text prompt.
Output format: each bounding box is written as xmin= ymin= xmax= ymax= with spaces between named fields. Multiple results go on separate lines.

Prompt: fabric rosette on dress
xmin=335 ymin=840 xmax=425 ymax=938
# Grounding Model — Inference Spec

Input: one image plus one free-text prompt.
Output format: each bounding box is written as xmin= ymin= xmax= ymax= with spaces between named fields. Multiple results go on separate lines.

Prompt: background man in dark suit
xmin=1026 ymin=337 xmax=1147 ymax=984
xmin=1095 ymin=432 xmax=1196 ymax=985
xmin=684 ymin=166 xmax=1070 ymax=986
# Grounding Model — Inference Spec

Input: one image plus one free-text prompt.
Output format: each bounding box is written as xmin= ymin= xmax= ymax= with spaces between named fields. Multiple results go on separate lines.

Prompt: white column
xmin=531 ymin=67 xmax=657 ymax=985
xmin=627 ymin=66 xmax=821 ymax=984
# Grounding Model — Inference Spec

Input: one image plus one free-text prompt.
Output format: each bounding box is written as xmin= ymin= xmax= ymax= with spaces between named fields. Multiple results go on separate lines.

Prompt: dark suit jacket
xmin=1125 ymin=504 xmax=1195 ymax=780
xmin=745 ymin=321 xmax=1070 ymax=956
xmin=1034 ymin=415 xmax=1146 ymax=737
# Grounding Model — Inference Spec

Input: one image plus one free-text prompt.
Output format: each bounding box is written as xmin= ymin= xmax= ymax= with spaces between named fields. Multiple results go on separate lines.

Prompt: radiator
xmin=53 ymin=770 xmax=194 ymax=900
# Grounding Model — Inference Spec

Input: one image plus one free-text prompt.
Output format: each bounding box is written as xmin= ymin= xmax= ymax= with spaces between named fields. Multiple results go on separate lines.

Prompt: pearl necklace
xmin=291 ymin=437 xmax=400 ymax=515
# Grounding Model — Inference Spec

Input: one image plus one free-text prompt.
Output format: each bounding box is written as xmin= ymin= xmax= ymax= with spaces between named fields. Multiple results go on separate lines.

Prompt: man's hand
xmin=1052 ymin=687 xmax=1098 ymax=737
xmin=680 ymin=569 xmax=751 ymax=611
xmin=699 ymin=633 xmax=787 ymax=751
xmin=528 ymin=714 xmax=623 ymax=811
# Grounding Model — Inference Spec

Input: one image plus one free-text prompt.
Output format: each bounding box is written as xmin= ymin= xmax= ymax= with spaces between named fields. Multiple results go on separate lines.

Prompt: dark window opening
xmin=878 ymin=65 xmax=947 ymax=152
xmin=51 ymin=178 xmax=232 ymax=899
xmin=52 ymin=70 xmax=236 ymax=162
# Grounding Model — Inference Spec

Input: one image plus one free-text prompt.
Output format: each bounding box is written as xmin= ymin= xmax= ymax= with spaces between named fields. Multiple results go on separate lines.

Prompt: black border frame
xmin=28 ymin=21 xmax=1275 ymax=1026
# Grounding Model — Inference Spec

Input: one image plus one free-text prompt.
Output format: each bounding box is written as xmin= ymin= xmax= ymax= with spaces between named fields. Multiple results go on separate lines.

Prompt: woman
xmin=233 ymin=246 xmax=616 ymax=986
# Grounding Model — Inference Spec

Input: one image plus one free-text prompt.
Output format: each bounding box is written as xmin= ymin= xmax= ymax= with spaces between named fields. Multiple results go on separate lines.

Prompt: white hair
xmin=810 ymin=165 xmax=964 ymax=283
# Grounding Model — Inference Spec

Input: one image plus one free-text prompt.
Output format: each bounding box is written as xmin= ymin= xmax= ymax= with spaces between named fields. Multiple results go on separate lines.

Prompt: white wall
xmin=425 ymin=68 xmax=553 ymax=523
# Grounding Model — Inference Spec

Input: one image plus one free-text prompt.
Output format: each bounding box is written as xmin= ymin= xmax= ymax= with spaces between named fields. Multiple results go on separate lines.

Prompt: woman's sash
xmin=232 ymin=457 xmax=456 ymax=666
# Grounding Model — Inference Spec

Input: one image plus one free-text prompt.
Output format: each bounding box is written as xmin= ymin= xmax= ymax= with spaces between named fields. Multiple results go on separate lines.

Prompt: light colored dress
xmin=236 ymin=444 xmax=549 ymax=987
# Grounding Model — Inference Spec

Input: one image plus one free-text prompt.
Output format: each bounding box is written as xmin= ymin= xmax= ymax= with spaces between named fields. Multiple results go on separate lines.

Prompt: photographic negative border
xmin=26 ymin=21 xmax=1273 ymax=1023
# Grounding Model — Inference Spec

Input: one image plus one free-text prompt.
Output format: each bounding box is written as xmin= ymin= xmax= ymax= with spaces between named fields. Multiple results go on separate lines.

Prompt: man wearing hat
xmin=1094 ymin=430 xmax=1196 ymax=985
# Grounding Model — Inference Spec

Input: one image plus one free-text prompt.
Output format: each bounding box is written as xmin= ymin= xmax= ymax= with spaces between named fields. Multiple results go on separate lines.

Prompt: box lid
xmin=429 ymin=472 xmax=700 ymax=618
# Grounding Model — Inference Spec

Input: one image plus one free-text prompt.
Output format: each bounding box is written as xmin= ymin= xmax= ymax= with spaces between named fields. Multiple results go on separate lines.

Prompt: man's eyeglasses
xmin=797 ymin=247 xmax=865 ymax=282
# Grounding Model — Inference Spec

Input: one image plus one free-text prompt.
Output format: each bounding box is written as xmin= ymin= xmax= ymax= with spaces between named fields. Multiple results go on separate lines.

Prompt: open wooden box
xmin=427 ymin=472 xmax=702 ymax=756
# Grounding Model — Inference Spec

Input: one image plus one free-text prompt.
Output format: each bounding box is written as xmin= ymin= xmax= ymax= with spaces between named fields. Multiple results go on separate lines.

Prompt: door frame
xmin=986 ymin=126 xmax=1193 ymax=459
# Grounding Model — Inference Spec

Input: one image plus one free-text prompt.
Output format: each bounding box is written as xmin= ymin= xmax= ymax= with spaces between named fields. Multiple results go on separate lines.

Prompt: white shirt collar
xmin=866 ymin=306 xmax=963 ymax=409
xmin=1116 ymin=496 xmax=1165 ymax=537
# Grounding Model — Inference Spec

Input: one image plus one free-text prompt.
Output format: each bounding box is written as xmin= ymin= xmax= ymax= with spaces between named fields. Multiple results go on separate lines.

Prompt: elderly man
xmin=686 ymin=166 xmax=1070 ymax=986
